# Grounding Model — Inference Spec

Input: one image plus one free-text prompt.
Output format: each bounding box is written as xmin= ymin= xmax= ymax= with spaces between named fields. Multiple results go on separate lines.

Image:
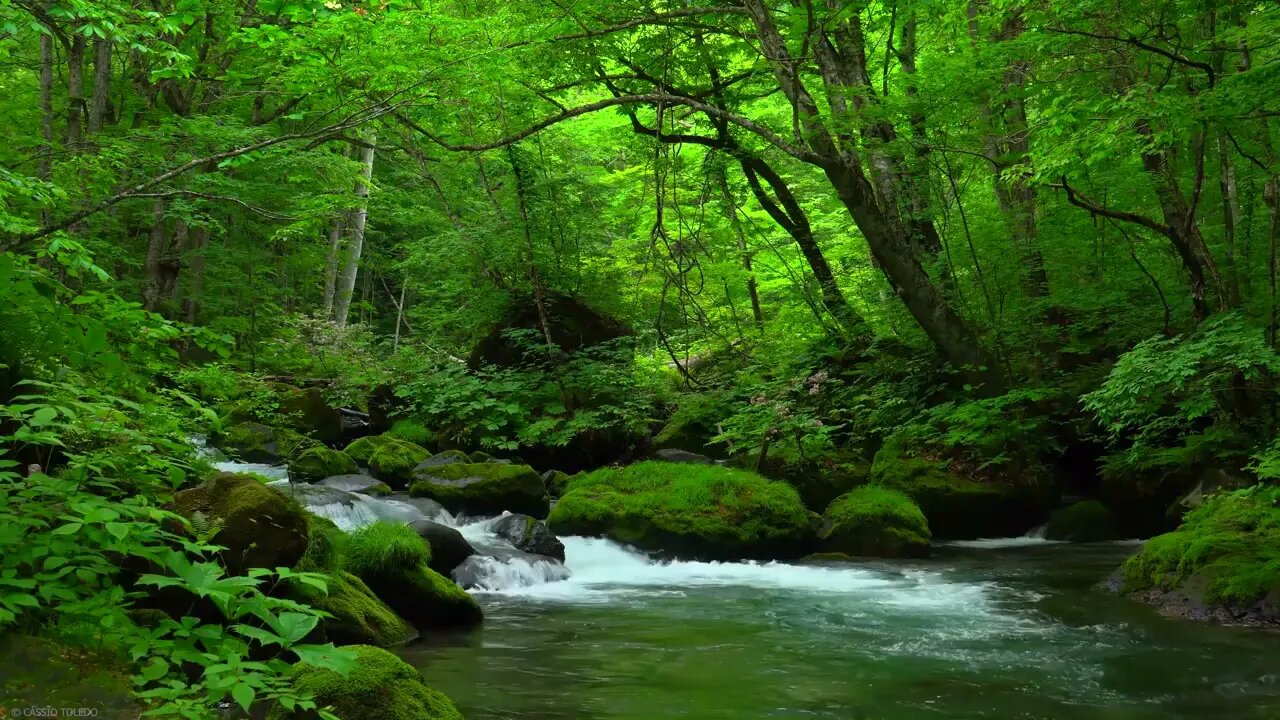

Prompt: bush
xmin=387 ymin=418 xmax=432 ymax=446
xmin=343 ymin=522 xmax=432 ymax=581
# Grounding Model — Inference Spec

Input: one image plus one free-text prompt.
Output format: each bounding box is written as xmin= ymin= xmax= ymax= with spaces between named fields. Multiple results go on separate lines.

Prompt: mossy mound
xmin=301 ymin=571 xmax=416 ymax=647
xmin=342 ymin=522 xmax=482 ymax=630
xmin=0 ymin=635 xmax=140 ymax=716
xmin=170 ymin=473 xmax=309 ymax=574
xmin=819 ymin=486 xmax=931 ymax=558
xmin=542 ymin=469 xmax=573 ymax=498
xmin=343 ymin=433 xmax=396 ymax=465
xmin=1045 ymin=500 xmax=1121 ymax=542
xmin=410 ymin=462 xmax=547 ymax=517
xmin=271 ymin=645 xmax=462 ymax=720
xmin=298 ymin=513 xmax=346 ymax=571
xmin=1118 ymin=485 xmax=1280 ymax=624
xmin=368 ymin=439 xmax=432 ymax=489
xmin=288 ymin=447 xmax=358 ymax=483
xmin=870 ymin=438 xmax=1047 ymax=539
xmin=736 ymin=451 xmax=871 ymax=512
xmin=388 ymin=418 xmax=433 ymax=446
xmin=218 ymin=422 xmax=317 ymax=463
xmin=547 ymin=461 xmax=813 ymax=560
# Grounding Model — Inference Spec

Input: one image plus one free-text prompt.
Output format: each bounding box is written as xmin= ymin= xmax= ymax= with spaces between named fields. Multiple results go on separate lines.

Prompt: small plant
xmin=342 ymin=522 xmax=432 ymax=580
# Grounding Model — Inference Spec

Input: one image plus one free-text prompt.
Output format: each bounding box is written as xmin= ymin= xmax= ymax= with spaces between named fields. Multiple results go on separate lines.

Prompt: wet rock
xmin=451 ymin=553 xmax=570 ymax=590
xmin=320 ymin=474 xmax=392 ymax=496
xmin=492 ymin=513 xmax=565 ymax=561
xmin=653 ymin=448 xmax=714 ymax=465
xmin=410 ymin=519 xmax=475 ymax=575
xmin=410 ymin=462 xmax=547 ymax=517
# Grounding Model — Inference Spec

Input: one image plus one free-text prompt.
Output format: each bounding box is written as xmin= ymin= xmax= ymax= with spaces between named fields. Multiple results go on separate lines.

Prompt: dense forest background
xmin=1 ymin=0 xmax=1279 ymax=716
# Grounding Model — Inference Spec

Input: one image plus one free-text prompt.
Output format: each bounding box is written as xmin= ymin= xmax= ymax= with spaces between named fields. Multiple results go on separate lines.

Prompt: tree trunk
xmin=322 ymin=215 xmax=344 ymax=316
xmin=184 ymin=227 xmax=210 ymax=324
xmin=333 ymin=133 xmax=376 ymax=328
xmin=142 ymin=199 xmax=168 ymax=311
xmin=66 ymin=35 xmax=85 ymax=147
xmin=87 ymin=38 xmax=112 ymax=134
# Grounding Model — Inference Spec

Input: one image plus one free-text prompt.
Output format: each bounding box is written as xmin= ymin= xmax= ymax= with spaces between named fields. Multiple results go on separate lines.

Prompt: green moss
xmin=344 ymin=521 xmax=433 ymax=580
xmin=395 ymin=564 xmax=484 ymax=627
xmin=819 ymin=486 xmax=931 ymax=558
xmin=272 ymin=645 xmax=462 ymax=720
xmin=543 ymin=469 xmax=573 ymax=498
xmin=288 ymin=447 xmax=359 ymax=483
xmin=368 ymin=438 xmax=431 ymax=487
xmin=1045 ymin=500 xmax=1120 ymax=541
xmin=220 ymin=422 xmax=318 ymax=463
xmin=170 ymin=473 xmax=310 ymax=574
xmin=344 ymin=434 xmax=396 ymax=465
xmin=467 ymin=450 xmax=493 ymax=463
xmin=302 ymin=571 xmax=416 ymax=648
xmin=547 ymin=461 xmax=812 ymax=559
xmin=298 ymin=513 xmax=346 ymax=571
xmin=388 ymin=418 xmax=433 ymax=446
xmin=0 ymin=635 xmax=140 ymax=716
xmin=410 ymin=462 xmax=546 ymax=516
xmin=1122 ymin=485 xmax=1280 ymax=606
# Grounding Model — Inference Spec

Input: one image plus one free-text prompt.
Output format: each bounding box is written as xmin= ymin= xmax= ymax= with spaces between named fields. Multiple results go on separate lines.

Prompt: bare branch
xmin=127 ymin=191 xmax=297 ymax=221
xmin=1045 ymin=26 xmax=1215 ymax=87
xmin=1050 ymin=176 xmax=1171 ymax=236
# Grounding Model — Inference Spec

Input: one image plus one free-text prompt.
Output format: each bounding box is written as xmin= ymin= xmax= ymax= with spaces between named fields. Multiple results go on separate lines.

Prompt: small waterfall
xmin=269 ymin=481 xmax=454 ymax=530
xmin=192 ymin=433 xmax=290 ymax=482
xmin=455 ymin=554 xmax=572 ymax=591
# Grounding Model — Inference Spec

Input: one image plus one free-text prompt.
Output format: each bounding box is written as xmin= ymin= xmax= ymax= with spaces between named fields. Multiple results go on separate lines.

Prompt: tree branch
xmin=1050 ymin=176 xmax=1171 ymax=236
xmin=1045 ymin=26 xmax=1215 ymax=87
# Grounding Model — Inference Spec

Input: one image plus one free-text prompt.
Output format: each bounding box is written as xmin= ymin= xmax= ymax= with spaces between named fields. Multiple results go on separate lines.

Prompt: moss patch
xmin=368 ymin=439 xmax=431 ymax=488
xmin=170 ymin=472 xmax=310 ymax=574
xmin=272 ymin=645 xmax=462 ymax=720
xmin=410 ymin=462 xmax=546 ymax=516
xmin=0 ymin=635 xmax=139 ymax=716
xmin=343 ymin=521 xmax=432 ymax=580
xmin=819 ymin=486 xmax=931 ymax=558
xmin=218 ymin=422 xmax=317 ymax=463
xmin=547 ymin=461 xmax=812 ymax=560
xmin=301 ymin=571 xmax=416 ymax=648
xmin=1121 ymin=485 xmax=1280 ymax=608
xmin=388 ymin=418 xmax=433 ymax=446
xmin=288 ymin=447 xmax=358 ymax=483
xmin=344 ymin=434 xmax=397 ymax=465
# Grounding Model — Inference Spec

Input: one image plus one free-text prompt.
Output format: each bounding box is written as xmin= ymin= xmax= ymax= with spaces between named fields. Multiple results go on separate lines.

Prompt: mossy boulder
xmin=288 ymin=447 xmax=358 ymax=483
xmin=468 ymin=450 xmax=494 ymax=463
xmin=343 ymin=433 xmax=396 ymax=465
xmin=416 ymin=449 xmax=469 ymax=469
xmin=737 ymin=451 xmax=871 ymax=513
xmin=410 ymin=519 xmax=476 ymax=575
xmin=271 ymin=645 xmax=462 ymax=720
xmin=368 ymin=439 xmax=431 ymax=489
xmin=300 ymin=571 xmax=416 ymax=648
xmin=870 ymin=438 xmax=1047 ymax=539
xmin=1115 ymin=484 xmax=1280 ymax=626
xmin=818 ymin=486 xmax=931 ymax=558
xmin=271 ymin=383 xmax=344 ymax=445
xmin=542 ymin=469 xmax=573 ymax=498
xmin=410 ymin=462 xmax=547 ymax=517
xmin=343 ymin=522 xmax=483 ymax=630
xmin=218 ymin=422 xmax=317 ymax=464
xmin=0 ymin=635 xmax=140 ymax=716
xmin=319 ymin=474 xmax=392 ymax=496
xmin=1045 ymin=500 xmax=1121 ymax=542
xmin=170 ymin=473 xmax=309 ymax=574
xmin=547 ymin=461 xmax=813 ymax=560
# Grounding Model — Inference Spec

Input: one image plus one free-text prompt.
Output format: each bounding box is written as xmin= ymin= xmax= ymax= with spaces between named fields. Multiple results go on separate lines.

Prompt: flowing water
xmin=205 ymin=450 xmax=1280 ymax=719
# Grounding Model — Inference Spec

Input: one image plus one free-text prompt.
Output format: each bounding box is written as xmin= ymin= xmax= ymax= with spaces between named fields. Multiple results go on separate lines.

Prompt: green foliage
xmin=548 ymin=461 xmax=812 ymax=558
xmin=342 ymin=522 xmax=432 ymax=582
xmin=1122 ymin=485 xmax=1280 ymax=606
xmin=387 ymin=418 xmax=432 ymax=446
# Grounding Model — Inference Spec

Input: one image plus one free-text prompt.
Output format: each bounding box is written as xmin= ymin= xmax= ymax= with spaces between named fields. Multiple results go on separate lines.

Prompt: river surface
xmin=201 ymin=447 xmax=1280 ymax=720
xmin=400 ymin=538 xmax=1280 ymax=720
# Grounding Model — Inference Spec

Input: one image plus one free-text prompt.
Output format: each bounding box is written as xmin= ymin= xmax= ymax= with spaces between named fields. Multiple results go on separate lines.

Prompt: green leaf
xmin=232 ymin=683 xmax=255 ymax=712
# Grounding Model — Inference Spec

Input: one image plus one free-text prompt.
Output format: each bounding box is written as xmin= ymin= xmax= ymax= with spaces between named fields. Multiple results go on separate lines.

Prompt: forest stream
xmin=209 ymin=452 xmax=1280 ymax=720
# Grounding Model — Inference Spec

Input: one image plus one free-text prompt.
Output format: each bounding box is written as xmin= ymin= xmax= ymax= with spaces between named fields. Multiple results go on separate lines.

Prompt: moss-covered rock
xmin=272 ymin=383 xmax=344 ymax=445
xmin=410 ymin=519 xmax=475 ymax=576
xmin=303 ymin=571 xmax=416 ymax=648
xmin=0 ymin=635 xmax=140 ymax=716
xmin=297 ymin=513 xmax=345 ymax=571
xmin=170 ymin=473 xmax=309 ymax=574
xmin=410 ymin=462 xmax=547 ymax=517
xmin=342 ymin=522 xmax=482 ymax=630
xmin=343 ymin=434 xmax=396 ymax=465
xmin=492 ymin=513 xmax=565 ymax=561
xmin=542 ymin=469 xmax=573 ymax=498
xmin=288 ymin=447 xmax=359 ymax=483
xmin=1116 ymin=485 xmax=1280 ymax=625
xmin=1045 ymin=500 xmax=1121 ymax=542
xmin=318 ymin=474 xmax=392 ymax=496
xmin=270 ymin=645 xmax=462 ymax=720
xmin=547 ymin=461 xmax=813 ymax=560
xmin=870 ymin=438 xmax=1047 ymax=539
xmin=818 ymin=486 xmax=930 ymax=558
xmin=736 ymin=451 xmax=872 ymax=513
xmin=417 ymin=449 xmax=469 ymax=469
xmin=218 ymin=422 xmax=317 ymax=463
xmin=368 ymin=439 xmax=431 ymax=489
xmin=467 ymin=450 xmax=493 ymax=463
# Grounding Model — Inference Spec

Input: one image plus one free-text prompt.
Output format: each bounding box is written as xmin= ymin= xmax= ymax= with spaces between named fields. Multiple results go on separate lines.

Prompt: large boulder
xmin=170 ymin=473 xmax=309 ymax=574
xmin=547 ymin=461 xmax=813 ymax=560
xmin=343 ymin=521 xmax=482 ymax=630
xmin=416 ymin=449 xmax=469 ymax=470
xmin=410 ymin=518 xmax=476 ymax=575
xmin=1112 ymin=484 xmax=1280 ymax=626
xmin=542 ymin=469 xmax=573 ymax=498
xmin=870 ymin=438 xmax=1049 ymax=539
xmin=271 ymin=383 xmax=344 ymax=445
xmin=492 ymin=513 xmax=565 ymax=561
xmin=271 ymin=645 xmax=462 ymax=720
xmin=367 ymin=438 xmax=431 ymax=489
xmin=287 ymin=447 xmax=358 ymax=483
xmin=343 ymin=433 xmax=396 ymax=465
xmin=468 ymin=292 xmax=630 ymax=369
xmin=216 ymin=422 xmax=317 ymax=464
xmin=298 ymin=570 xmax=416 ymax=648
xmin=1045 ymin=500 xmax=1121 ymax=542
xmin=410 ymin=462 xmax=547 ymax=517
xmin=818 ymin=486 xmax=931 ymax=558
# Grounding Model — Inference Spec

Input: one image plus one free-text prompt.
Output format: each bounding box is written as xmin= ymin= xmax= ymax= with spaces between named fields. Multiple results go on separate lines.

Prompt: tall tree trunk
xmin=1217 ymin=131 xmax=1243 ymax=307
xmin=333 ymin=133 xmax=376 ymax=327
xmin=142 ymin=199 xmax=168 ymax=311
xmin=87 ymin=38 xmax=112 ymax=134
xmin=322 ymin=216 xmax=344 ymax=316
xmin=38 ymin=32 xmax=54 ymax=215
xmin=66 ymin=35 xmax=85 ymax=147
xmin=184 ymin=227 xmax=210 ymax=324
xmin=715 ymin=162 xmax=764 ymax=331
